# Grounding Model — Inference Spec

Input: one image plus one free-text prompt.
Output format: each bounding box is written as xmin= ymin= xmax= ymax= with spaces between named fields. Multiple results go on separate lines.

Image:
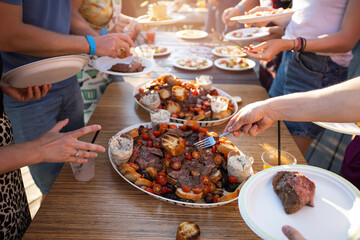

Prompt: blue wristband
xmin=85 ymin=35 xmax=96 ymax=55
xmin=236 ymin=4 xmax=245 ymax=15
xmin=101 ymin=28 xmax=107 ymax=36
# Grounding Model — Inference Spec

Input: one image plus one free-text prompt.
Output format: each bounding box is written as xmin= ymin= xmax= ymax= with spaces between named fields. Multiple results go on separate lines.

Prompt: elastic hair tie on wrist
xmin=101 ymin=28 xmax=107 ymax=36
xmin=236 ymin=5 xmax=245 ymax=15
xmin=85 ymin=35 xmax=96 ymax=55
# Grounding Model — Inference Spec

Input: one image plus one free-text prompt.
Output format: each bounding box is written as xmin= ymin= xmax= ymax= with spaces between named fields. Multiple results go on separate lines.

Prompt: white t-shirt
xmin=283 ymin=0 xmax=352 ymax=67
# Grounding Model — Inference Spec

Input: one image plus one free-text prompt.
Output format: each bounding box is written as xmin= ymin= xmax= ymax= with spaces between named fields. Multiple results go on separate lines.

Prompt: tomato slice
xmin=185 ymin=152 xmax=192 ymax=160
xmin=172 ymin=160 xmax=182 ymax=170
xmin=181 ymin=185 xmax=191 ymax=193
xmin=198 ymin=128 xmax=207 ymax=133
xmin=202 ymin=176 xmax=211 ymax=185
xmin=145 ymin=188 xmax=154 ymax=194
xmin=192 ymin=151 xmax=200 ymax=159
xmin=180 ymin=125 xmax=187 ymax=131
xmin=213 ymin=194 xmax=220 ymax=203
xmin=192 ymin=188 xmax=203 ymax=194
xmin=156 ymin=175 xmax=168 ymax=186
xmin=154 ymin=142 xmax=161 ymax=148
xmin=214 ymin=155 xmax=223 ymax=165
xmin=208 ymin=182 xmax=216 ymax=193
xmin=152 ymin=131 xmax=161 ymax=137
xmin=228 ymin=176 xmax=238 ymax=184
xmin=191 ymin=126 xmax=200 ymax=131
xmin=211 ymin=145 xmax=216 ymax=153
xmin=203 ymin=185 xmax=210 ymax=195
xmin=141 ymin=133 xmax=150 ymax=140
xmin=169 ymin=124 xmax=178 ymax=129
xmin=162 ymin=158 xmax=171 ymax=168
xmin=153 ymin=184 xmax=163 ymax=195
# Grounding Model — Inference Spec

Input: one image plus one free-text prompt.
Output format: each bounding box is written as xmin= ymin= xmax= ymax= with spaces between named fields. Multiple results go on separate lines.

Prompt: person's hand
xmin=94 ymin=33 xmax=134 ymax=58
xmin=253 ymin=26 xmax=286 ymax=42
xmin=224 ymin=100 xmax=274 ymax=137
xmin=111 ymin=16 xmax=133 ymax=33
xmin=244 ymin=39 xmax=291 ymax=61
xmin=282 ymin=225 xmax=306 ymax=240
xmin=244 ymin=6 xmax=271 ymax=28
xmin=34 ymin=119 xmax=106 ymax=164
xmin=222 ymin=7 xmax=243 ymax=26
xmin=1 ymin=84 xmax=51 ymax=102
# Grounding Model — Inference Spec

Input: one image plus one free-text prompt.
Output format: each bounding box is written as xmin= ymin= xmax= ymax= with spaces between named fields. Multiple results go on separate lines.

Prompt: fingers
xmin=71 ymin=149 xmax=101 ymax=159
xmin=50 ymin=119 xmax=70 ymax=133
xmin=74 ymin=141 xmax=106 ymax=153
xmin=247 ymin=6 xmax=269 ymax=14
xmin=282 ymin=225 xmax=306 ymax=240
xmin=71 ymin=124 xmax=102 ymax=139
xmin=40 ymin=84 xmax=51 ymax=97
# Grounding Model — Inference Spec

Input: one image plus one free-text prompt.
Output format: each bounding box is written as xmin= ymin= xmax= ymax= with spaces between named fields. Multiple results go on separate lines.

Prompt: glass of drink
xmin=70 ymin=158 xmax=95 ymax=181
xmin=146 ymin=31 xmax=156 ymax=43
xmin=261 ymin=150 xmax=297 ymax=169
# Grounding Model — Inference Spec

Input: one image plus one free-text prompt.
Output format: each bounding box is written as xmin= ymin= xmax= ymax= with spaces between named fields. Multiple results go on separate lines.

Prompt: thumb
xmin=50 ymin=119 xmax=70 ymax=133
xmin=282 ymin=225 xmax=306 ymax=240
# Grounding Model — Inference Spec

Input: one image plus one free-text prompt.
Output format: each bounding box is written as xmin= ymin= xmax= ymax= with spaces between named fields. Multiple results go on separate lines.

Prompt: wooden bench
xmin=305 ymin=129 xmax=353 ymax=174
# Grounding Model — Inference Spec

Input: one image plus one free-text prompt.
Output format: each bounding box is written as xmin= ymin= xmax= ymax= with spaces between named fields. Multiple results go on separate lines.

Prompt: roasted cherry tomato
xmin=169 ymin=124 xmax=177 ymax=129
xmin=154 ymin=141 xmax=161 ymax=148
xmin=214 ymin=155 xmax=223 ymax=165
xmin=228 ymin=176 xmax=238 ymax=184
xmin=203 ymin=185 xmax=210 ymax=195
xmin=171 ymin=113 xmax=179 ymax=118
xmin=156 ymin=175 xmax=168 ymax=186
xmin=185 ymin=152 xmax=192 ymax=160
xmin=192 ymin=188 xmax=203 ymax=194
xmin=213 ymin=194 xmax=220 ymax=203
xmin=208 ymin=182 xmax=216 ymax=193
xmin=141 ymin=133 xmax=150 ymax=140
xmin=180 ymin=125 xmax=188 ymax=131
xmin=163 ymin=187 xmax=173 ymax=193
xmin=152 ymin=131 xmax=161 ymax=137
xmin=211 ymin=145 xmax=216 ymax=153
xmin=198 ymin=128 xmax=207 ymax=133
xmin=150 ymin=135 xmax=156 ymax=141
xmin=191 ymin=126 xmax=200 ymax=131
xmin=201 ymin=105 xmax=208 ymax=110
xmin=181 ymin=185 xmax=191 ymax=193
xmin=162 ymin=158 xmax=171 ymax=168
xmin=172 ymin=160 xmax=182 ymax=170
xmin=192 ymin=151 xmax=200 ymax=159
xmin=153 ymin=184 xmax=163 ymax=195
xmin=203 ymin=100 xmax=210 ymax=106
xmin=146 ymin=141 xmax=153 ymax=147
xmin=191 ymin=170 xmax=200 ymax=177
xmin=145 ymin=187 xmax=154 ymax=194
xmin=159 ymin=123 xmax=168 ymax=133
xmin=128 ymin=162 xmax=139 ymax=171
xmin=165 ymin=152 xmax=172 ymax=159
xmin=202 ymin=176 xmax=211 ymax=185
xmin=192 ymin=89 xmax=198 ymax=96
xmin=196 ymin=103 xmax=202 ymax=108
xmin=189 ymin=107 xmax=196 ymax=112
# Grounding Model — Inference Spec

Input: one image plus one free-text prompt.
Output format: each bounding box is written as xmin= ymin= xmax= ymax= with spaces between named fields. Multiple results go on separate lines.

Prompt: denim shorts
xmin=269 ymin=51 xmax=348 ymax=139
xmin=4 ymin=76 xmax=84 ymax=194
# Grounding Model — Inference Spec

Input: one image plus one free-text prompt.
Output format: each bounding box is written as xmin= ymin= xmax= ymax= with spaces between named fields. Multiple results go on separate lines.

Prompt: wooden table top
xmin=124 ymin=31 xmax=260 ymax=85
xmin=24 ymin=82 xmax=306 ymax=240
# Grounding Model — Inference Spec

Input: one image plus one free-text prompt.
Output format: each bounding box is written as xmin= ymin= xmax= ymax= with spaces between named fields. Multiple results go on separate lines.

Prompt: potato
xmin=124 ymin=171 xmax=141 ymax=183
xmin=172 ymin=86 xmax=188 ymax=101
xmin=166 ymin=102 xmax=181 ymax=113
xmin=162 ymin=133 xmax=185 ymax=156
xmin=159 ymin=89 xmax=171 ymax=99
xmin=119 ymin=163 xmax=136 ymax=175
xmin=213 ymin=109 xmax=232 ymax=119
xmin=145 ymin=167 xmax=157 ymax=180
xmin=134 ymin=178 xmax=152 ymax=188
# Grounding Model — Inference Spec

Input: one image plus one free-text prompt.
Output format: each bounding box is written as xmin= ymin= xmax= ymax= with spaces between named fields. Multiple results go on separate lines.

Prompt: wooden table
xmin=124 ymin=31 xmax=260 ymax=85
xmin=24 ymin=82 xmax=306 ymax=240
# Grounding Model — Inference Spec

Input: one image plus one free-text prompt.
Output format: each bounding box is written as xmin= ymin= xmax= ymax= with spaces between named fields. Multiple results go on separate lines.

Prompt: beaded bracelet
xmin=85 ymin=35 xmax=96 ymax=55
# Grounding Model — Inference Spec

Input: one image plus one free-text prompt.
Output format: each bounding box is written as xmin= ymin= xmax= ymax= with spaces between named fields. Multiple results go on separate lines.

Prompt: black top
xmin=0 ymin=55 xmax=3 ymax=116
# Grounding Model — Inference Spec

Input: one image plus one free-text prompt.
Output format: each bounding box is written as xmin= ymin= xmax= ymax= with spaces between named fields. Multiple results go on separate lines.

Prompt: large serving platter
xmin=230 ymin=9 xmax=295 ymax=24
xmin=93 ymin=56 xmax=155 ymax=76
xmin=133 ymin=80 xmax=238 ymax=127
xmin=108 ymin=122 xmax=253 ymax=208
xmin=313 ymin=122 xmax=360 ymax=135
xmin=239 ymin=165 xmax=360 ymax=240
xmin=1 ymin=55 xmax=89 ymax=88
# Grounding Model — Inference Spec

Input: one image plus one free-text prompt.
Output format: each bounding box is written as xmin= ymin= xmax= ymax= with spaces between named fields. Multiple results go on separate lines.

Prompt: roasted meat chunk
xmin=272 ymin=171 xmax=315 ymax=214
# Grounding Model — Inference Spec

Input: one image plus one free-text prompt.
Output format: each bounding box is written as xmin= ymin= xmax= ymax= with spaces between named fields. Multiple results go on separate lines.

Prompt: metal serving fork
xmin=123 ymin=20 xmax=137 ymax=35
xmin=194 ymin=131 xmax=231 ymax=149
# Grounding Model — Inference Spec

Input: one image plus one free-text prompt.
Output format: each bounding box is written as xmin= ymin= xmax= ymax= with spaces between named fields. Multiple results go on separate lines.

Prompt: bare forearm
xmin=0 ymin=142 xmax=42 ymax=174
xmin=1 ymin=23 xmax=90 ymax=57
xmin=237 ymin=0 xmax=260 ymax=11
xmin=266 ymin=77 xmax=360 ymax=122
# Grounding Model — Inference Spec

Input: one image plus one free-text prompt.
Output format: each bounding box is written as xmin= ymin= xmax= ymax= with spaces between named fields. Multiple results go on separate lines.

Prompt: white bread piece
xmin=162 ymin=133 xmax=185 ymax=156
xmin=210 ymin=170 xmax=222 ymax=183
xmin=134 ymin=178 xmax=152 ymax=188
xmin=217 ymin=140 xmax=237 ymax=156
xmin=175 ymin=188 xmax=203 ymax=201
xmin=167 ymin=102 xmax=181 ymax=114
xmin=176 ymin=221 xmax=201 ymax=240
xmin=212 ymin=109 xmax=232 ymax=120
xmin=172 ymin=86 xmax=188 ymax=101
xmin=159 ymin=88 xmax=171 ymax=99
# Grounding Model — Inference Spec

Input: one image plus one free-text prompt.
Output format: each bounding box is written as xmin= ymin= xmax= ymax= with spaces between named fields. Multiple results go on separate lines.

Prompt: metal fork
xmin=194 ymin=131 xmax=231 ymax=149
xmin=123 ymin=20 xmax=137 ymax=35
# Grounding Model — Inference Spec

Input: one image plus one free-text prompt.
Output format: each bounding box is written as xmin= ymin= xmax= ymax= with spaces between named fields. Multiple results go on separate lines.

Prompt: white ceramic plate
xmin=230 ymin=9 xmax=295 ymax=24
xmin=212 ymin=46 xmax=246 ymax=58
xmin=172 ymin=57 xmax=213 ymax=71
xmin=239 ymin=165 xmax=360 ymax=240
xmin=140 ymin=45 xmax=171 ymax=57
xmin=133 ymin=80 xmax=238 ymax=127
xmin=314 ymin=122 xmax=360 ymax=135
xmin=225 ymin=27 xmax=270 ymax=41
xmin=0 ymin=55 xmax=89 ymax=88
xmin=108 ymin=122 xmax=252 ymax=208
xmin=93 ymin=56 xmax=155 ymax=76
xmin=214 ymin=58 xmax=256 ymax=71
xmin=137 ymin=13 xmax=185 ymax=26
xmin=176 ymin=29 xmax=208 ymax=39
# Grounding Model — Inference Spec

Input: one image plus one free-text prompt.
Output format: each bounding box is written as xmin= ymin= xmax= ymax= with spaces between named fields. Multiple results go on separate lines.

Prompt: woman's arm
xmin=70 ymin=0 xmax=100 ymax=36
xmin=224 ymin=76 xmax=360 ymax=136
xmin=245 ymin=0 xmax=360 ymax=60
xmin=0 ymin=119 xmax=105 ymax=175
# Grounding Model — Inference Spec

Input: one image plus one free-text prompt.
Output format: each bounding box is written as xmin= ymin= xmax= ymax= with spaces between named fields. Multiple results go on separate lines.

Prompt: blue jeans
xmin=3 ymin=77 xmax=84 ymax=194
xmin=269 ymin=51 xmax=348 ymax=139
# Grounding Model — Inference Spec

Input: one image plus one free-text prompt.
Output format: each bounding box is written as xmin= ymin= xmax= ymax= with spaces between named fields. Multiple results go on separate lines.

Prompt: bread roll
xmin=175 ymin=188 xmax=203 ymax=201
xmin=162 ymin=133 xmax=185 ymax=156
xmin=176 ymin=222 xmax=200 ymax=240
